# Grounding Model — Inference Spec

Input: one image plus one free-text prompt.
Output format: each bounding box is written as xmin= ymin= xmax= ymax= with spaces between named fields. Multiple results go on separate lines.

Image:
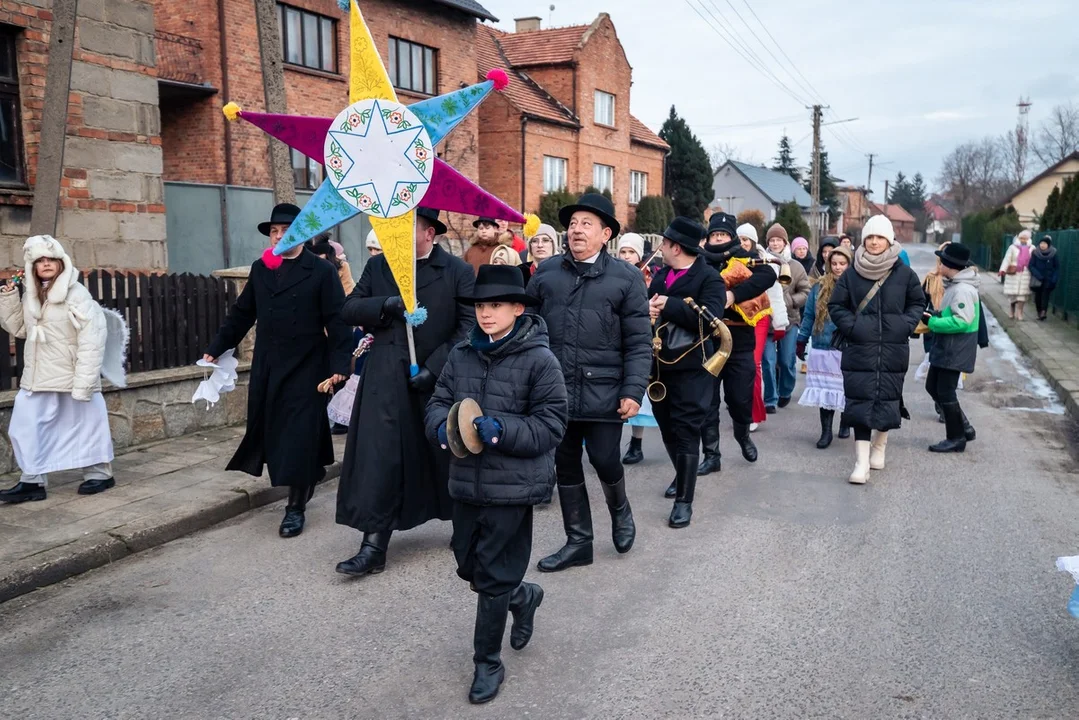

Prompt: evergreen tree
xmin=634 ymin=195 xmax=675 ymax=234
xmin=911 ymin=173 xmax=928 ymax=207
xmin=803 ymin=146 xmax=839 ymax=221
xmin=538 ymin=189 xmax=578 ymax=231
xmin=1061 ymin=175 xmax=1079 ymax=228
xmin=775 ymin=201 xmax=811 ymax=241
xmin=772 ymin=135 xmax=801 ymax=183
xmin=660 ymin=105 xmax=714 ymax=220
xmin=1042 ymin=186 xmax=1061 ymax=231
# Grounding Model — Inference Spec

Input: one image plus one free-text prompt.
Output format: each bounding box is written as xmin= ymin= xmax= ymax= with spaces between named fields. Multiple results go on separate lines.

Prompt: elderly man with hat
xmin=334 ymin=207 xmax=476 ymax=577
xmin=526 ymin=193 xmax=651 ymax=571
xmin=647 ymin=217 xmax=727 ymax=528
xmin=205 ymin=203 xmax=354 ymax=538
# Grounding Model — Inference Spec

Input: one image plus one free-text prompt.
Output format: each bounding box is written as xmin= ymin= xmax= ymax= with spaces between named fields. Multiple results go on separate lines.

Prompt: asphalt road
xmin=4 ymin=245 xmax=1079 ymax=719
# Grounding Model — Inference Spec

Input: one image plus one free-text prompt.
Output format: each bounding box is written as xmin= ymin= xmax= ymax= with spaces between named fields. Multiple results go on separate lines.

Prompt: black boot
xmin=935 ymin=402 xmax=946 ymax=424
xmin=0 ymin=481 xmax=46 ymax=504
xmin=335 ymin=531 xmax=391 ymax=576
xmin=537 ymin=483 xmax=593 ymax=572
xmin=77 ymin=477 xmax=115 ymax=495
xmin=600 ymin=477 xmax=635 ymax=554
xmin=838 ymin=419 xmax=851 ymax=439
xmin=697 ymin=422 xmax=722 ymax=476
xmin=621 ymin=436 xmax=644 ymax=464
xmin=663 ymin=440 xmax=678 ymax=499
xmin=469 ymin=591 xmax=510 ymax=704
xmin=279 ymin=484 xmax=310 ymax=538
xmin=668 ymin=454 xmax=699 ymax=529
xmin=733 ymin=423 xmax=758 ymax=462
xmin=929 ymin=402 xmax=967 ymax=453
xmin=961 ymin=408 xmax=976 ymax=441
xmin=508 ymin=582 xmax=544 ymax=650
xmin=816 ymin=409 xmax=834 ymax=449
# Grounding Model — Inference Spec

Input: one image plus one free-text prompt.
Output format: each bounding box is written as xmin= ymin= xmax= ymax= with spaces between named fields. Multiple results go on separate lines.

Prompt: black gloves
xmin=382 ymin=296 xmax=405 ymax=319
xmin=408 ymin=367 xmax=436 ymax=393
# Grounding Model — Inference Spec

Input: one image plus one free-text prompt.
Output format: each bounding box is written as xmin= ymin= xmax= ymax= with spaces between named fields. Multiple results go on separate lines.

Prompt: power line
xmin=740 ymin=0 xmax=828 ymax=105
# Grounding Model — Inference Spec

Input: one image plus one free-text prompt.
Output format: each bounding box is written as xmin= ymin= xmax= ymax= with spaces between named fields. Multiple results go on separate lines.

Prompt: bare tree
xmin=1032 ymin=101 xmax=1079 ymax=168
xmin=709 ymin=142 xmax=739 ymax=171
xmin=937 ymin=137 xmax=1014 ymax=216
xmin=999 ymin=129 xmax=1028 ymax=187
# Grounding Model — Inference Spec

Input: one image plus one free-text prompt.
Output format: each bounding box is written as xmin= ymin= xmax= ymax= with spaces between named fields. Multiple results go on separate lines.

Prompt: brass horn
xmin=647 ymin=317 xmax=667 ymax=402
xmin=685 ymin=297 xmax=732 ymax=377
xmin=777 ymin=262 xmax=793 ymax=286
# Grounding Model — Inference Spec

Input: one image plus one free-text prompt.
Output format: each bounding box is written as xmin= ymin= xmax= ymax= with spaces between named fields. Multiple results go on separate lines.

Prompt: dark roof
xmin=723 ymin=160 xmax=812 ymax=207
xmin=431 ymin=0 xmax=497 ymax=22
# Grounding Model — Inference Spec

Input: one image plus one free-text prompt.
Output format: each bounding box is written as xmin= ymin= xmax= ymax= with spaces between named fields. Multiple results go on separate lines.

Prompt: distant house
xmin=871 ymin=203 xmax=917 ymax=243
xmin=924 ymin=194 xmax=958 ymax=242
xmin=1000 ymin=152 xmax=1079 ymax=226
xmin=835 ymin=185 xmax=873 ymax=235
xmin=712 ymin=160 xmax=827 ymax=234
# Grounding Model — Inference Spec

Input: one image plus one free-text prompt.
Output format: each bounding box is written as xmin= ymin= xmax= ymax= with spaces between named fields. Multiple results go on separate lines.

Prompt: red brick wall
xmin=524 ymin=65 xmax=575 ymax=114
xmin=476 ymin=92 xmax=524 ymax=212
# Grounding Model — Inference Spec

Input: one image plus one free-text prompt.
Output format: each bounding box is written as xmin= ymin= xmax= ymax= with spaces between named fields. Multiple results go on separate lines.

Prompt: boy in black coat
xmin=425 ymin=265 xmax=568 ymax=705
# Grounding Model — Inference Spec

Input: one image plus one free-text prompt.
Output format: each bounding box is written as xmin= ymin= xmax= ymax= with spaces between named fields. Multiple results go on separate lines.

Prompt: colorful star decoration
xmin=221 ymin=0 xmax=531 ymax=323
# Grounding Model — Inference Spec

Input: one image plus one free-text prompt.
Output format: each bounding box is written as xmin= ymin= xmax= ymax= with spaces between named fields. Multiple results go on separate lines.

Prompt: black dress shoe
xmin=837 ymin=423 xmax=851 ymax=439
xmin=336 ymin=531 xmax=391 ymax=576
xmin=621 ymin=437 xmax=643 ymax=464
xmin=765 ymin=406 xmax=777 ymax=415
xmin=777 ymin=396 xmax=791 ymax=408
xmin=77 ymin=477 xmax=115 ymax=495
xmin=733 ymin=424 xmax=758 ymax=462
xmin=279 ymin=509 xmax=305 ymax=537
xmin=508 ymin=582 xmax=544 ymax=650
xmin=0 ymin=481 xmax=47 ymax=503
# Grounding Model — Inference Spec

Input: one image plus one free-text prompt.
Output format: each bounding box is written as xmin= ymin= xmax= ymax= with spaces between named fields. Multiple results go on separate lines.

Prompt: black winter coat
xmin=828 ymin=260 xmax=926 ymax=431
xmin=526 ymin=249 xmax=651 ymax=422
xmin=425 ymin=315 xmax=568 ymax=506
xmin=207 ymin=250 xmax=353 ymax=487
xmin=703 ymin=241 xmax=778 ymax=352
xmin=648 ymin=255 xmax=727 ymax=372
xmin=335 ymin=244 xmax=475 ymax=533
xmin=1029 ymin=247 xmax=1060 ymax=290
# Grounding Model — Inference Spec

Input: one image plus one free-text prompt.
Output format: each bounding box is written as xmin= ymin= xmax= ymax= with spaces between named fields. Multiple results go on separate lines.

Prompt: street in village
xmin=2 ymin=244 xmax=1079 ymax=718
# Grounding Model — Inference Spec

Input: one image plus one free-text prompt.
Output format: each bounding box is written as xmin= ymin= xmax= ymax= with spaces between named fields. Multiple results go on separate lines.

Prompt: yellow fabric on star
xmin=371 ymin=212 xmax=417 ymax=313
xmin=349 ymin=0 xmax=397 ymax=104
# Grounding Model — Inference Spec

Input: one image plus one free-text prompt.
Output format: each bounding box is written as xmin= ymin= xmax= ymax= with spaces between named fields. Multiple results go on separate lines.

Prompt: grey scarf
xmin=854 ymin=244 xmax=901 ymax=281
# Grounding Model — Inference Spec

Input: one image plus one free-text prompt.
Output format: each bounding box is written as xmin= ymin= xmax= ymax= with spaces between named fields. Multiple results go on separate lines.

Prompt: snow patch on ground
xmin=984 ymin=307 xmax=1066 ymax=415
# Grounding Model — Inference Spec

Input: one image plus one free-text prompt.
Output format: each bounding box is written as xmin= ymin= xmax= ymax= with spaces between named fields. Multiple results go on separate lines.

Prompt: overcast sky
xmin=480 ymin=0 xmax=1078 ymax=200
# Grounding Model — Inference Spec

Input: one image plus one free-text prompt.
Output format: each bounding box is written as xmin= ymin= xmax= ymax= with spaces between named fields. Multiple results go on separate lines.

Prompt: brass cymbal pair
xmin=446 ymin=398 xmax=484 ymax=458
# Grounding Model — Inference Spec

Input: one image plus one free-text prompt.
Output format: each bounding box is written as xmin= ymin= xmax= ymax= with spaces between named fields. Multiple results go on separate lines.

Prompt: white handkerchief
xmin=192 ymin=349 xmax=239 ymax=409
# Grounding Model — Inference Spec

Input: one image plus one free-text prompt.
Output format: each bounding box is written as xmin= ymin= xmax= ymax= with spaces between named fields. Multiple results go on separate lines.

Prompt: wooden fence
xmin=0 ymin=272 xmax=237 ymax=390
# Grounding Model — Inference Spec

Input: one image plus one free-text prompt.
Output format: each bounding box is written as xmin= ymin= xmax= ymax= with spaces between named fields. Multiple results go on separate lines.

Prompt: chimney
xmin=514 ymin=16 xmax=542 ymax=33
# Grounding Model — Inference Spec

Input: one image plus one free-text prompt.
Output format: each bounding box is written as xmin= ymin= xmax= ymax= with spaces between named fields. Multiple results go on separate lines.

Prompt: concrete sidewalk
xmin=980 ymin=273 xmax=1079 ymax=419
xmin=0 ymin=426 xmax=345 ymax=603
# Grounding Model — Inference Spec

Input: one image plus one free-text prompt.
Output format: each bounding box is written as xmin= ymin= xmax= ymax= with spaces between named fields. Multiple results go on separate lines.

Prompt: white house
xmin=712 ymin=160 xmax=827 ymax=232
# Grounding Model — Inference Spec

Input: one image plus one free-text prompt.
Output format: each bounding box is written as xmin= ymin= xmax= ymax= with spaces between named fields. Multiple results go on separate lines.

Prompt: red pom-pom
xmin=486 ymin=68 xmax=509 ymax=91
xmin=261 ymin=247 xmax=283 ymax=270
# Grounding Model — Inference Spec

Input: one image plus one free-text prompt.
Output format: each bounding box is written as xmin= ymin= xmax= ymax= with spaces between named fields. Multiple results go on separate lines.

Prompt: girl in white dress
xmin=0 ymin=235 xmax=116 ymax=503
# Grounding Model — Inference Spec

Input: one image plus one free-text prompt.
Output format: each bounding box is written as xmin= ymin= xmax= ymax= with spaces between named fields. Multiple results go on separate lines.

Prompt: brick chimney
xmin=514 ymin=16 xmax=542 ymax=33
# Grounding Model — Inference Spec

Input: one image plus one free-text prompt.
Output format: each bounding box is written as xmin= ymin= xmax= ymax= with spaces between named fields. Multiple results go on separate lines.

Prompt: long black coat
xmin=828 ymin=260 xmax=926 ymax=431
xmin=648 ymin=255 xmax=727 ymax=372
xmin=425 ymin=315 xmax=568 ymax=506
xmin=526 ymin=250 xmax=651 ymax=422
xmin=207 ymin=250 xmax=353 ymax=487
xmin=336 ymin=244 xmax=475 ymax=533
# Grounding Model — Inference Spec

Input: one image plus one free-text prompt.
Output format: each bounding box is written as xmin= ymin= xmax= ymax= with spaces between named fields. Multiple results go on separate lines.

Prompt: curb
xmin=0 ymin=461 xmax=342 ymax=604
xmin=981 ymin=290 xmax=1079 ymax=422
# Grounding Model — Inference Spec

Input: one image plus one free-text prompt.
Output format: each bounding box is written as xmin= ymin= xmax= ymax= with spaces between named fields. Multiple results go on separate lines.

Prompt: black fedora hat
xmin=707 ymin=212 xmax=737 ymax=239
xmin=662 ymin=216 xmax=705 ymax=255
xmin=456 ymin=264 xmax=538 ymax=306
xmin=558 ymin=192 xmax=621 ymax=237
xmin=472 ymin=216 xmax=499 ymax=228
xmin=416 ymin=207 xmax=447 ymax=235
xmin=258 ymin=203 xmax=302 ymax=236
xmin=936 ymin=242 xmax=973 ymax=270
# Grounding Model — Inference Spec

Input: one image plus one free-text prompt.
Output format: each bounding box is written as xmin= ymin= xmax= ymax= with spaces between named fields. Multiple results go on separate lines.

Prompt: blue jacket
xmin=1028 ymin=247 xmax=1060 ymax=289
xmin=797 ymin=282 xmax=837 ymax=348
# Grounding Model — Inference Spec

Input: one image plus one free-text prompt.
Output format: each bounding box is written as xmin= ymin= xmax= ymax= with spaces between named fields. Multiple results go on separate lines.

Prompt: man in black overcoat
xmin=205 ymin=203 xmax=353 ymax=538
xmin=335 ymin=208 xmax=475 ymax=577
xmin=647 ymin=218 xmax=727 ymax=529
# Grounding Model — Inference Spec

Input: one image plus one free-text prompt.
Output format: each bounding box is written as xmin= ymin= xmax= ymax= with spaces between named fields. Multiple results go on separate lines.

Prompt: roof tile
xmin=630 ymin=115 xmax=668 ymax=150
xmin=496 ymin=24 xmax=590 ymax=66
xmin=475 ymin=26 xmax=578 ymax=126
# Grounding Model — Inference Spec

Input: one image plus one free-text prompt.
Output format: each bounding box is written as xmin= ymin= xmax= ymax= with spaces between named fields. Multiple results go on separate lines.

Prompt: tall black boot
xmin=664 ymin=440 xmax=678 ymax=499
xmin=961 ymin=408 xmax=976 ymax=441
xmin=621 ymin=436 xmax=644 ymax=464
xmin=838 ymin=418 xmax=851 ymax=439
xmin=508 ymin=582 xmax=544 ymax=650
xmin=537 ymin=483 xmax=594 ymax=572
xmin=600 ymin=477 xmax=635 ymax=554
xmin=816 ymin=409 xmax=834 ymax=449
xmin=335 ymin=530 xmax=392 ymax=576
xmin=698 ymin=422 xmax=722 ymax=476
xmin=469 ymin=591 xmax=511 ymax=704
xmin=733 ymin=423 xmax=758 ymax=462
xmin=279 ymin=484 xmax=310 ymax=538
xmin=935 ymin=401 xmax=945 ymax=424
xmin=929 ymin=402 xmax=967 ymax=453
xmin=668 ymin=454 xmax=699 ymax=529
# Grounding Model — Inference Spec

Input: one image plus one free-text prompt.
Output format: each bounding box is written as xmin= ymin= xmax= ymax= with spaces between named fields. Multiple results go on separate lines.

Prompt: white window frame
xmin=543 ymin=156 xmax=568 ymax=193
xmin=594 ymin=90 xmax=615 ymax=127
xmin=630 ymin=171 xmax=647 ymax=205
xmin=593 ymin=163 xmax=614 ymax=194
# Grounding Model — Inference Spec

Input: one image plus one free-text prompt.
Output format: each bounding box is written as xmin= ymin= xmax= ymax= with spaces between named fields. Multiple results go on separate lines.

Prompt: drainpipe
xmin=520 ymin=116 xmax=528 ymax=210
xmin=217 ymin=0 xmax=233 ymax=266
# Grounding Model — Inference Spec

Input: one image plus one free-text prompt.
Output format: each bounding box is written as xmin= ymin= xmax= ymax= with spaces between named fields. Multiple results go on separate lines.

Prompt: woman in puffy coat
xmin=1028 ymin=235 xmax=1060 ymax=321
xmin=828 ymin=215 xmax=926 ymax=485
xmin=0 ymin=235 xmax=116 ymax=503
xmin=998 ymin=230 xmax=1033 ymax=320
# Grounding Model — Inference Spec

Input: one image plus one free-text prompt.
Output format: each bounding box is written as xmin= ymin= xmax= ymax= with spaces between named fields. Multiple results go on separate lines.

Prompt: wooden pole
xmin=253 ymin=0 xmax=296 ymax=204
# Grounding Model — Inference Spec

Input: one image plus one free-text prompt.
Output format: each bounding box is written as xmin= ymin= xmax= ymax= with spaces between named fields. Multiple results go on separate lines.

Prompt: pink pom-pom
xmin=261 ymin=247 xmax=283 ymax=270
xmin=486 ymin=68 xmax=509 ymax=91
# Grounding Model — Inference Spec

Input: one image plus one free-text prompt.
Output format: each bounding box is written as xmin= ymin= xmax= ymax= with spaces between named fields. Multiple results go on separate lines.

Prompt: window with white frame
xmin=292 ymin=147 xmax=323 ymax=190
xmin=630 ymin=171 xmax=647 ymax=204
xmin=543 ymin=156 xmax=567 ymax=193
xmin=593 ymin=164 xmax=614 ymax=194
xmin=594 ymin=90 xmax=615 ymax=126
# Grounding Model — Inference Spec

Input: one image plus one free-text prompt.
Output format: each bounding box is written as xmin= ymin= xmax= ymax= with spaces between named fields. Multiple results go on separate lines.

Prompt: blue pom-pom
xmin=337 ymin=0 xmax=350 ymax=11
xmin=404 ymin=305 xmax=428 ymax=327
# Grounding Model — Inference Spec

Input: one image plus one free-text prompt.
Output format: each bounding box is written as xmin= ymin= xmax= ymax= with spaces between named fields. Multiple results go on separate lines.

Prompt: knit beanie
xmin=791 ymin=237 xmax=809 ymax=253
xmin=617 ymin=232 xmax=645 ymax=261
xmin=765 ymin=223 xmax=788 ymax=245
xmin=365 ymin=229 xmax=381 ymax=250
xmin=736 ymin=223 xmax=758 ymax=245
xmin=862 ymin=214 xmax=896 ymax=245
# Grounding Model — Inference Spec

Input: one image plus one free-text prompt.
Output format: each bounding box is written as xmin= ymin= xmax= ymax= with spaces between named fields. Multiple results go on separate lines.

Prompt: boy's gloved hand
xmin=472 ymin=416 xmax=503 ymax=446
xmin=437 ymin=421 xmax=449 ymax=450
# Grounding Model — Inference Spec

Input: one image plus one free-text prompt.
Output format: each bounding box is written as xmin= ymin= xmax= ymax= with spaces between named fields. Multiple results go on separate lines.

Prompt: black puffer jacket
xmin=526 ymin=250 xmax=651 ymax=422
xmin=425 ymin=315 xmax=568 ymax=506
xmin=828 ymin=260 xmax=926 ymax=431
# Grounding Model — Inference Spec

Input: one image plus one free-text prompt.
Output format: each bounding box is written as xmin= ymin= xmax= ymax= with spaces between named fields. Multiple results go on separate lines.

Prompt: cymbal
xmin=445 ymin=401 xmax=469 ymax=459
xmin=457 ymin=397 xmax=485 ymax=455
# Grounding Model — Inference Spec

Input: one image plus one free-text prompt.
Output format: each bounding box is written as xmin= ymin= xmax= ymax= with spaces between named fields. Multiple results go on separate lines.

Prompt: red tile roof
xmin=872 ymin=202 xmax=917 ymax=224
xmin=630 ymin=115 xmax=669 ymax=150
xmin=496 ymin=24 xmax=590 ymax=66
xmin=475 ymin=25 xmax=578 ymax=126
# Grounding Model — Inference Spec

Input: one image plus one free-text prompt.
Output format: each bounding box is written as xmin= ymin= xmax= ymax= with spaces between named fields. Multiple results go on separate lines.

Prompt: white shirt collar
xmin=576 ymin=252 xmax=601 ymax=264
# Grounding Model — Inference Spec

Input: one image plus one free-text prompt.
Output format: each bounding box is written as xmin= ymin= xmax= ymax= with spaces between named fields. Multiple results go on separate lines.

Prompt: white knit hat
xmin=862 ymin=214 xmax=895 ymax=245
xmin=365 ymin=229 xmax=381 ymax=250
xmin=736 ymin=223 xmax=758 ymax=244
xmin=617 ymin=232 xmax=645 ymax=261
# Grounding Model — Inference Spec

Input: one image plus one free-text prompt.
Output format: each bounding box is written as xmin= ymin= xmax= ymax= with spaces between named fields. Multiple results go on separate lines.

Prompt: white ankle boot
xmin=869 ymin=430 xmax=888 ymax=470
xmin=849 ymin=440 xmax=871 ymax=484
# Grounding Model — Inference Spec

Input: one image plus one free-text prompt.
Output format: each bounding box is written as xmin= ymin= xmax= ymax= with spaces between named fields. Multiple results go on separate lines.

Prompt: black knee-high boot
xmin=698 ymin=422 xmax=722 ymax=475
xmin=816 ymin=409 xmax=834 ymax=449
xmin=335 ymin=530 xmax=392 ymax=576
xmin=668 ymin=454 xmax=699 ymax=529
xmin=600 ymin=477 xmax=635 ymax=554
xmin=469 ymin=591 xmax=511 ymax=704
xmin=537 ymin=483 xmax=594 ymax=572
xmin=279 ymin=483 xmax=311 ymax=538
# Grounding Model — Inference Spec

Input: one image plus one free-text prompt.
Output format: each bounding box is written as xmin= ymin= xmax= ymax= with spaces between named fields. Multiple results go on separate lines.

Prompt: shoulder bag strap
xmin=855 ymin=269 xmax=893 ymax=315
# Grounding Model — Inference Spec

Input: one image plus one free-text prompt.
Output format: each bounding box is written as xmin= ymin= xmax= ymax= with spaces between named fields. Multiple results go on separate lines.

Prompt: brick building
xmin=475 ymin=14 xmax=668 ymax=230
xmin=0 ymin=0 xmax=165 ymax=270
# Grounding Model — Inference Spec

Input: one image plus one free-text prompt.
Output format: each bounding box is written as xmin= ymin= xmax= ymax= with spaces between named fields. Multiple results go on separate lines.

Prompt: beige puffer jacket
xmin=0 ymin=235 xmax=106 ymax=400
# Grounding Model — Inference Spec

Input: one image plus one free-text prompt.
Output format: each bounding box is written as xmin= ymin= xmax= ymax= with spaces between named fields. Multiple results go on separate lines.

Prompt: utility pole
xmin=808 ymin=104 xmax=825 ymax=251
xmin=884 ymin=179 xmax=889 ymax=205
xmin=866 ymin=153 xmax=876 ymax=196
xmin=253 ymin=0 xmax=296 ymax=204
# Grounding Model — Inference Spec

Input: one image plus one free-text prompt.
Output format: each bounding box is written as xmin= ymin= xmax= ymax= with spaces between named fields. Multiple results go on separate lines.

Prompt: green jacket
xmin=928 ymin=267 xmax=980 ymax=373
